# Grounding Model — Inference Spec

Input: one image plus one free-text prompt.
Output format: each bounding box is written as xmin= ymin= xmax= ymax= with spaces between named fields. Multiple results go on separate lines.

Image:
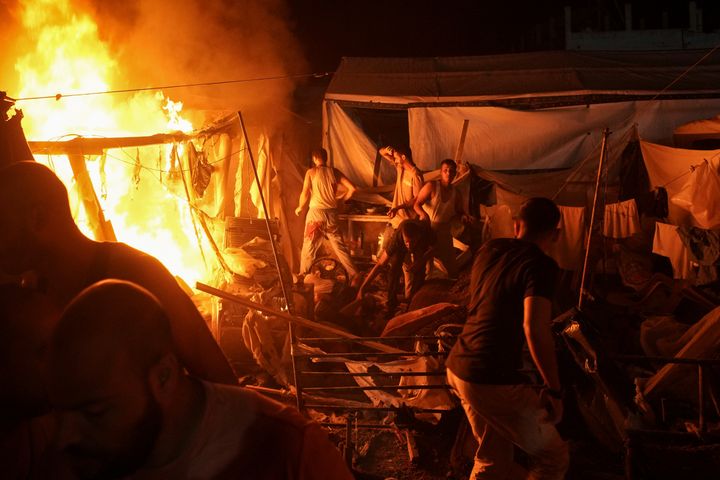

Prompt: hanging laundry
xmin=677 ymin=226 xmax=720 ymax=285
xmin=652 ymin=222 xmax=694 ymax=280
xmin=671 ymin=159 xmax=720 ymax=230
xmin=603 ymin=199 xmax=641 ymax=238
xmin=547 ymin=205 xmax=585 ymax=271
xmin=479 ymin=204 xmax=515 ymax=240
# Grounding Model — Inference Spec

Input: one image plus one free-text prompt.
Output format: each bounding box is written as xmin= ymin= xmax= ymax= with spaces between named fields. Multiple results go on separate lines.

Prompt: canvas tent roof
xmin=326 ymin=50 xmax=720 ymax=106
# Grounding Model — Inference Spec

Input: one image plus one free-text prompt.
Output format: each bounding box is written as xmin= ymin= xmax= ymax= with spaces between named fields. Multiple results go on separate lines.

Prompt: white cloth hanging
xmin=603 ymin=199 xmax=641 ymax=238
xmin=480 ymin=204 xmax=515 ymax=240
xmin=652 ymin=222 xmax=694 ymax=280
xmin=548 ymin=205 xmax=586 ymax=271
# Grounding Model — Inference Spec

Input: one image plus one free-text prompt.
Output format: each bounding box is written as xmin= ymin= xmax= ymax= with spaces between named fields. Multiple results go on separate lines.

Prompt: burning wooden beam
xmin=28 ymin=133 xmax=191 ymax=155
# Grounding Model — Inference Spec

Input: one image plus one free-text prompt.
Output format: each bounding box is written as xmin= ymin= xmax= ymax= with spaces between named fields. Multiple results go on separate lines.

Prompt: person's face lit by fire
xmin=440 ymin=163 xmax=457 ymax=186
xmin=391 ymin=150 xmax=403 ymax=167
xmin=48 ymin=351 xmax=163 ymax=480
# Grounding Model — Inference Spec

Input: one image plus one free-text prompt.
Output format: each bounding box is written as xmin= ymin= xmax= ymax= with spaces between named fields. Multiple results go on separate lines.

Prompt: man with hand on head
xmin=378 ymin=144 xmax=424 ymax=228
xmin=446 ymin=197 xmax=568 ymax=480
xmin=47 ymin=280 xmax=353 ymax=480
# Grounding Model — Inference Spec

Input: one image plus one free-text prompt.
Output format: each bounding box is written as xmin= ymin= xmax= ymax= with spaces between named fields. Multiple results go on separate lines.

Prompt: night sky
xmin=287 ymin=0 xmax=719 ymax=72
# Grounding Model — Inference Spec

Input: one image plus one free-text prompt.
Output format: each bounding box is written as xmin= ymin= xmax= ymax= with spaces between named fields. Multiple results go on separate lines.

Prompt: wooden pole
xmin=196 ymin=282 xmax=406 ymax=354
xmin=578 ymin=128 xmax=610 ymax=311
xmin=67 ymin=154 xmax=116 ymax=242
xmin=237 ymin=112 xmax=291 ymax=311
xmin=454 ymin=119 xmax=470 ymax=166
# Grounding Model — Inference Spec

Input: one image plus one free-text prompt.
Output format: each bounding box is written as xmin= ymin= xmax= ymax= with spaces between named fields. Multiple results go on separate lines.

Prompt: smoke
xmin=88 ymin=0 xmax=307 ymax=125
xmin=4 ymin=0 xmax=307 ymax=127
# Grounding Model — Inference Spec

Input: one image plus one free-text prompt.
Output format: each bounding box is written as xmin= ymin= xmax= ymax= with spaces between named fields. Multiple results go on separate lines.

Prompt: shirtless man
xmin=378 ymin=145 xmax=424 ymax=229
xmin=414 ymin=158 xmax=471 ymax=279
xmin=0 ymin=161 xmax=236 ymax=385
xmin=47 ymin=280 xmax=353 ymax=480
xmin=295 ymin=148 xmax=358 ymax=278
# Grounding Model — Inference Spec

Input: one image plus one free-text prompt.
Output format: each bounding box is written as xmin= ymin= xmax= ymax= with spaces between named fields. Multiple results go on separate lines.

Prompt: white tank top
xmin=309 ymin=166 xmax=337 ymax=209
xmin=425 ymin=181 xmax=457 ymax=224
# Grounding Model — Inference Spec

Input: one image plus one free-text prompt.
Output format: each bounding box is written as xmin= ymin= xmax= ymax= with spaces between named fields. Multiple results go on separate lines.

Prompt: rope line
xmin=11 ymin=71 xmax=333 ymax=102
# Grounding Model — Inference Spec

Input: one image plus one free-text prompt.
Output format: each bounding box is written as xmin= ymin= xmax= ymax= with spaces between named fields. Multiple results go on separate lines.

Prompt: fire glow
xmin=13 ymin=0 xmax=210 ymax=286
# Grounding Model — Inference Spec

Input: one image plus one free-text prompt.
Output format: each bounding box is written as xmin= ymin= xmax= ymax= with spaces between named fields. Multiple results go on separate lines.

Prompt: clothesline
xmin=10 ymin=72 xmax=334 ymax=102
xmin=659 ymin=155 xmax=718 ymax=189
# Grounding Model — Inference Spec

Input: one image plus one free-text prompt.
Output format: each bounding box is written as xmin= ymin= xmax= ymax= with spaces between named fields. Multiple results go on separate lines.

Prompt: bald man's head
xmin=50 ymin=280 xmax=174 ymax=376
xmin=0 ymin=161 xmax=73 ymax=220
xmin=48 ymin=280 xmax=173 ymax=479
xmin=0 ymin=161 xmax=75 ymax=273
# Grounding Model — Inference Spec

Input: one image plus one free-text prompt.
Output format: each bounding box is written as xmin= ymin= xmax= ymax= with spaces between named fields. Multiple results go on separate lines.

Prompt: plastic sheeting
xmin=325 ymin=98 xmax=720 ymax=189
xmin=640 ymin=140 xmax=720 ymax=227
xmin=408 ymin=100 xmax=720 ymax=172
xmin=672 ymin=159 xmax=720 ymax=230
xmin=323 ymin=101 xmax=395 ymax=187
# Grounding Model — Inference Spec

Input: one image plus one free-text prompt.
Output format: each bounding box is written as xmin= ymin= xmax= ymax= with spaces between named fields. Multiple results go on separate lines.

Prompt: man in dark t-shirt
xmin=446 ymin=197 xmax=568 ymax=480
xmin=357 ymin=220 xmax=436 ymax=313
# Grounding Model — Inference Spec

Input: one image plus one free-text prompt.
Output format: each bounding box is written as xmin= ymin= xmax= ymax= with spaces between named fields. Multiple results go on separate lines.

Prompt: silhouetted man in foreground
xmin=0 ymin=285 xmax=66 ymax=479
xmin=0 ymin=161 xmax=236 ymax=385
xmin=446 ymin=197 xmax=568 ymax=480
xmin=48 ymin=280 xmax=353 ymax=480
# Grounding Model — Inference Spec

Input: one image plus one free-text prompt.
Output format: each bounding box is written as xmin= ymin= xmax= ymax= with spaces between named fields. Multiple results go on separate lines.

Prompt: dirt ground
xmin=324 ymin=408 xmax=626 ymax=480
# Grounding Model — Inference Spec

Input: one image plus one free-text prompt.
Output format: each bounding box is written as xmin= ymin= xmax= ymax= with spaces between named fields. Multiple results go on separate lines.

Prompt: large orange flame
xmin=14 ymin=0 xmax=211 ymax=286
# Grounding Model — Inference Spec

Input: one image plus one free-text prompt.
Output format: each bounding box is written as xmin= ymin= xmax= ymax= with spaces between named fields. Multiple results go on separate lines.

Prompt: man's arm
xmin=295 ymin=170 xmax=313 ymax=216
xmin=121 ymin=255 xmax=237 ymax=385
xmin=334 ymin=169 xmax=356 ymax=201
xmin=356 ymin=250 xmax=389 ymax=300
xmin=413 ymin=182 xmax=433 ymax=221
xmin=523 ymin=296 xmax=563 ymax=423
xmin=455 ymin=186 xmax=473 ymax=224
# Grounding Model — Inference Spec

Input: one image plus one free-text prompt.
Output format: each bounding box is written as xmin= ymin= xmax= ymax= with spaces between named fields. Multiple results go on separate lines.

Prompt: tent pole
xmin=236 ymin=112 xmax=291 ymax=311
xmin=578 ymin=128 xmax=610 ymax=311
xmin=454 ymin=119 xmax=470 ymax=166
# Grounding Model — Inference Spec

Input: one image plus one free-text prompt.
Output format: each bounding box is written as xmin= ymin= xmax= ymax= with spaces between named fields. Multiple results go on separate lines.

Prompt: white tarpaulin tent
xmin=323 ymin=50 xmax=720 ymax=186
xmin=640 ymin=141 xmax=720 ymax=229
xmin=673 ymin=114 xmax=720 ymax=148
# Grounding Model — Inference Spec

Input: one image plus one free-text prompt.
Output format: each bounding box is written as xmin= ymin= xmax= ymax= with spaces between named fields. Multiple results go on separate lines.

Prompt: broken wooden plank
xmin=196 ymin=282 xmax=407 ymax=354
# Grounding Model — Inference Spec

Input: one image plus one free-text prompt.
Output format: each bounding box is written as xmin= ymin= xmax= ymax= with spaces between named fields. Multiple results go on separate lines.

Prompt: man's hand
xmin=388 ymin=206 xmax=399 ymax=219
xmin=417 ymin=210 xmax=429 ymax=222
xmin=295 ymin=206 xmax=303 ymax=216
xmin=539 ymin=388 xmax=564 ymax=425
